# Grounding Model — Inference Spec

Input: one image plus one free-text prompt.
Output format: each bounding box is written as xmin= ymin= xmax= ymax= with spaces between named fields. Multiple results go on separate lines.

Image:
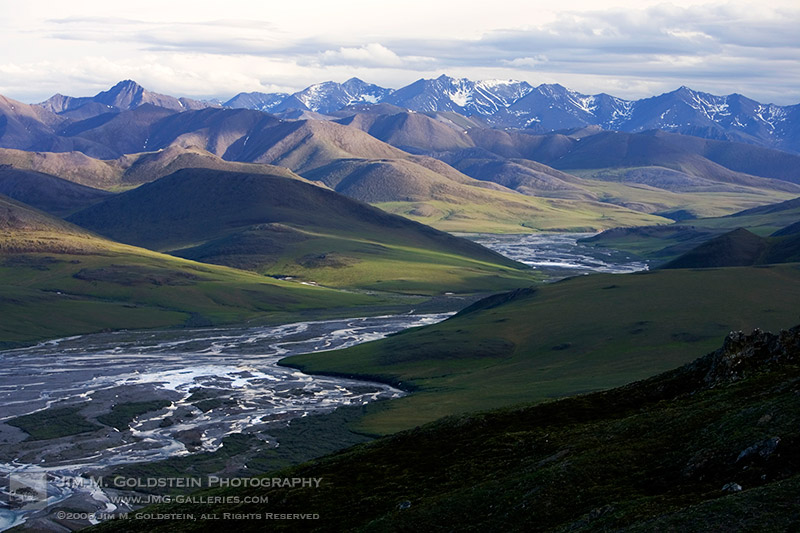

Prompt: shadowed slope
xmin=90 ymin=325 xmax=800 ymax=533
xmin=0 ymin=167 xmax=113 ymax=216
xmin=67 ymin=168 xmax=535 ymax=294
xmin=660 ymin=226 xmax=800 ymax=269
xmin=660 ymin=228 xmax=769 ymax=269
xmin=584 ymin=195 xmax=800 ymax=262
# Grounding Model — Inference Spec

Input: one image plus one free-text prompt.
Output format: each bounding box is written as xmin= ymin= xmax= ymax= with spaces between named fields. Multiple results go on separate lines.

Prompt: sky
xmin=1 ymin=0 xmax=798 ymax=104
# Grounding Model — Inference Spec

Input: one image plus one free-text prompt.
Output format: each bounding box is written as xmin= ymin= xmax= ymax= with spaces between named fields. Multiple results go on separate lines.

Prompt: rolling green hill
xmin=660 ymin=228 xmax=769 ymax=268
xmin=0 ymin=145 xmax=315 ymax=191
xmin=0 ymin=166 xmax=113 ymax=216
xmin=115 ymin=145 xmax=317 ymax=187
xmin=89 ymin=325 xmax=800 ymax=533
xmin=0 ymin=147 xmax=122 ymax=188
xmin=66 ymin=168 xmax=538 ymax=295
xmin=584 ymin=196 xmax=800 ymax=261
xmin=660 ymin=227 xmax=800 ymax=269
xmin=0 ymin=194 xmax=396 ymax=347
xmin=283 ymin=264 xmax=800 ymax=434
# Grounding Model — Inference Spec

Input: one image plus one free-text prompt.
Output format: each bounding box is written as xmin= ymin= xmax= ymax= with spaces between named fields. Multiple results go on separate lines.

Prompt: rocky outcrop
xmin=699 ymin=326 xmax=800 ymax=386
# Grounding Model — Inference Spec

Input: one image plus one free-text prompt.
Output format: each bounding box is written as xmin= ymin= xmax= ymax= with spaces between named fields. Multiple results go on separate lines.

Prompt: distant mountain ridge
xmin=2 ymin=78 xmax=799 ymax=230
xmin=0 ymin=77 xmax=795 ymax=154
xmin=38 ymin=80 xmax=218 ymax=115
xmin=222 ymin=75 xmax=800 ymax=153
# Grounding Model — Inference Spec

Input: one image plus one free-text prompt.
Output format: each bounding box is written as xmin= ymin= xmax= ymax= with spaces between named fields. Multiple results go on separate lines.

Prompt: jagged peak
xmin=535 ymin=83 xmax=570 ymax=96
xmin=107 ymin=79 xmax=145 ymax=93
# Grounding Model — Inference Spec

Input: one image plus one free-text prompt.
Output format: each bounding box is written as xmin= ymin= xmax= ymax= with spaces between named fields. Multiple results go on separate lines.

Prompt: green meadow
xmin=0 ymin=237 xmax=397 ymax=347
xmin=375 ymin=195 xmax=666 ymax=234
xmin=284 ymin=264 xmax=800 ymax=434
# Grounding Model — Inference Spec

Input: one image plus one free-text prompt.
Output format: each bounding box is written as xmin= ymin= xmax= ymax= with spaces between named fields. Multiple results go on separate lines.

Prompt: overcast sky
xmin=1 ymin=0 xmax=798 ymax=104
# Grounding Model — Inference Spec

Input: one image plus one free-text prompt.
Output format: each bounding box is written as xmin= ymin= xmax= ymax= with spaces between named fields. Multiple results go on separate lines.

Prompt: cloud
xmin=1 ymin=2 xmax=799 ymax=105
xmin=44 ymin=16 xmax=287 ymax=56
xmin=311 ymin=43 xmax=436 ymax=69
xmin=501 ymin=56 xmax=548 ymax=68
xmin=377 ymin=4 xmax=800 ymax=102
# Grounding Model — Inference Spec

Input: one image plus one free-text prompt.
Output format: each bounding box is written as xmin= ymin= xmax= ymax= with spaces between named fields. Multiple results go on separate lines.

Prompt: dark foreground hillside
xmin=91 ymin=325 xmax=800 ymax=532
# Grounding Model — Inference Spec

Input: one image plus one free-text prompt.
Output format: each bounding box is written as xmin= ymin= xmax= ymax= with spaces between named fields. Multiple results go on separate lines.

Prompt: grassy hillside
xmin=0 ymin=166 xmax=113 ymax=216
xmin=283 ymin=264 xmax=800 ymax=434
xmin=0 ymin=195 xmax=397 ymax=347
xmin=116 ymin=145 xmax=316 ymax=187
xmin=66 ymin=168 xmax=538 ymax=295
xmin=374 ymin=196 xmax=665 ymax=234
xmin=0 ymin=147 xmax=122 ymax=189
xmin=221 ymin=118 xmax=666 ymax=232
xmin=660 ymin=227 xmax=800 ymax=269
xmin=584 ymin=196 xmax=800 ymax=261
xmin=89 ymin=326 xmax=800 ymax=532
xmin=0 ymin=145 xmax=314 ymax=191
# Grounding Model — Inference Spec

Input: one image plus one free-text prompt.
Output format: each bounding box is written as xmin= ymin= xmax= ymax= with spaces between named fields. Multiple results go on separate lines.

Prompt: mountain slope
xmin=659 ymin=226 xmax=800 ymax=269
xmin=115 ymin=145 xmax=315 ymax=187
xmin=0 ymin=145 xmax=313 ymax=191
xmin=223 ymin=91 xmax=288 ymax=112
xmin=540 ymin=130 xmax=800 ymax=189
xmin=0 ymin=147 xmax=122 ymax=189
xmin=202 ymin=117 xmax=667 ymax=232
xmin=124 ymin=114 xmax=662 ymax=232
xmin=273 ymin=78 xmax=391 ymax=114
xmin=229 ymin=119 xmax=406 ymax=171
xmin=335 ymin=110 xmax=475 ymax=153
xmin=660 ymin=228 xmax=769 ymax=269
xmin=383 ymin=75 xmax=534 ymax=116
xmin=584 ymin=195 xmax=800 ymax=262
xmin=335 ymin=108 xmax=798 ymax=217
xmin=0 ymin=94 xmax=64 ymax=149
xmin=0 ymin=193 xmax=99 ymax=254
xmin=8 ymin=78 xmax=800 ymax=157
xmin=223 ymin=77 xmax=800 ymax=153
xmin=5 ymin=80 xmax=795 ymax=232
xmin=0 ymin=166 xmax=113 ymax=216
xmin=0 ymin=194 xmax=389 ymax=346
xmin=66 ymin=168 xmax=536 ymax=295
xmin=91 ymin=324 xmax=800 ymax=533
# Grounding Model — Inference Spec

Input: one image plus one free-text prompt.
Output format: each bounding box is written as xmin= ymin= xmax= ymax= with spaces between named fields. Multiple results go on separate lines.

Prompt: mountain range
xmin=218 ymin=75 xmax=800 ymax=153
xmin=1 ymin=79 xmax=799 ymax=232
xmin=3 ymin=76 xmax=796 ymax=153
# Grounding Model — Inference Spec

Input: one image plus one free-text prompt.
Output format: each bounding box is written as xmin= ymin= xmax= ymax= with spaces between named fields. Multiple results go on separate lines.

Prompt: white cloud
xmin=0 ymin=1 xmax=798 ymax=104
xmin=501 ymin=56 xmax=548 ymax=68
xmin=313 ymin=43 xmax=436 ymax=69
